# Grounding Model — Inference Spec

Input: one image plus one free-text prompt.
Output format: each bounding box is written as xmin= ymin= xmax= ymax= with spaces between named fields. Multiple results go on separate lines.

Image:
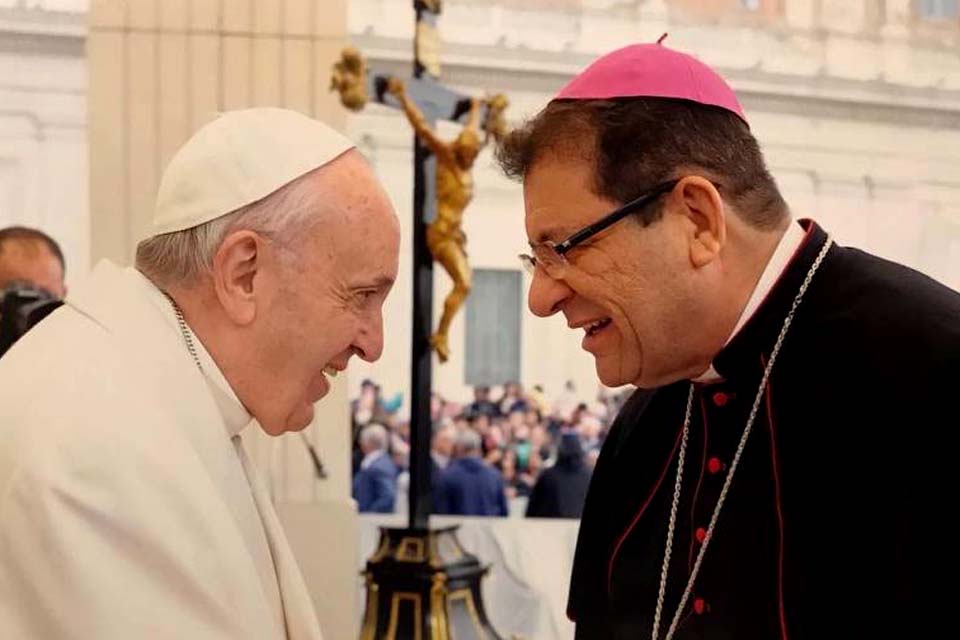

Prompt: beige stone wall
xmin=88 ymin=0 xmax=347 ymax=265
xmin=87 ymin=2 xmax=357 ymax=637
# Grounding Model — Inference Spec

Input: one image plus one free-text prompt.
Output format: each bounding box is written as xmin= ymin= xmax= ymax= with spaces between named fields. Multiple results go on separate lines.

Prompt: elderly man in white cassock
xmin=0 ymin=109 xmax=400 ymax=639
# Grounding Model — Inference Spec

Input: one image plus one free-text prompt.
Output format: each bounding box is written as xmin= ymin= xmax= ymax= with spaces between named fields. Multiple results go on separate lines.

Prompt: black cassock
xmin=569 ymin=220 xmax=960 ymax=639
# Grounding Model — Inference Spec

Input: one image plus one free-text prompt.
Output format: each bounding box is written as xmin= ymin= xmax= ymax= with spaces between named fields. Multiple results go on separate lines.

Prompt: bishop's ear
xmin=211 ymin=229 xmax=262 ymax=325
xmin=673 ymin=176 xmax=726 ymax=268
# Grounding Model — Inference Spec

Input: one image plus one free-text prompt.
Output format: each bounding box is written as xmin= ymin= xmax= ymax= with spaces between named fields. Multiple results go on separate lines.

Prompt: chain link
xmin=162 ymin=291 xmax=203 ymax=373
xmin=651 ymin=386 xmax=695 ymax=640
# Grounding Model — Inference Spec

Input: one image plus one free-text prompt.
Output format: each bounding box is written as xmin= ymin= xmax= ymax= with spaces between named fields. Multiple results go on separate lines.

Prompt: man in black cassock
xmin=496 ymin=40 xmax=960 ymax=639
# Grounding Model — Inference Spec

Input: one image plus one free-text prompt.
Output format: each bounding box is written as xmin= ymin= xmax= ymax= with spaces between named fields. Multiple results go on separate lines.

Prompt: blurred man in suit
xmin=353 ymin=423 xmax=398 ymax=513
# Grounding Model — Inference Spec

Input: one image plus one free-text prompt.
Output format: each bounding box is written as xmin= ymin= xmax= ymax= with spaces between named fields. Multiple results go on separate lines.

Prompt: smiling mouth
xmin=584 ymin=318 xmax=612 ymax=336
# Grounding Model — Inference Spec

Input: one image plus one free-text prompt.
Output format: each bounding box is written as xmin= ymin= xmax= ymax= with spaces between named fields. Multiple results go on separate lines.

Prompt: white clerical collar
xmin=135 ymin=270 xmax=253 ymax=437
xmin=694 ymin=220 xmax=807 ymax=383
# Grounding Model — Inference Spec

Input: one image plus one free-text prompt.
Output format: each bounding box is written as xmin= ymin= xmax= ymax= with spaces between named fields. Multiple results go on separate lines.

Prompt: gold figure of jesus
xmin=387 ymin=77 xmax=483 ymax=363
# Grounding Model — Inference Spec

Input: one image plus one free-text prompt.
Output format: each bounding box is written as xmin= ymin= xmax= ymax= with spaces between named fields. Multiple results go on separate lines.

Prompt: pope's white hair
xmin=135 ymin=166 xmax=322 ymax=288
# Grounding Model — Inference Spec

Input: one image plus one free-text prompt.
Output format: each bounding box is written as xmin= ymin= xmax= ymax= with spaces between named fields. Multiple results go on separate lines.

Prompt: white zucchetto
xmin=149 ymin=108 xmax=355 ymax=238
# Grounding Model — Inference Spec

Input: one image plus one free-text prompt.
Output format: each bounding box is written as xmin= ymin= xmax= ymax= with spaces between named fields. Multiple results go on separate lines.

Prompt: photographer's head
xmin=0 ymin=226 xmax=66 ymax=299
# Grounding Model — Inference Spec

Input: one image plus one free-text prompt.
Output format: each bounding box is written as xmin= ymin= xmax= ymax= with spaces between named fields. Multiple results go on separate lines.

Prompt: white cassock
xmin=0 ymin=260 xmax=323 ymax=640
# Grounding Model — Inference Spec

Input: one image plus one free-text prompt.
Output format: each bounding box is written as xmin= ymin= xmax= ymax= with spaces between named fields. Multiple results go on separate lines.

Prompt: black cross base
xmin=359 ymin=527 xmax=503 ymax=640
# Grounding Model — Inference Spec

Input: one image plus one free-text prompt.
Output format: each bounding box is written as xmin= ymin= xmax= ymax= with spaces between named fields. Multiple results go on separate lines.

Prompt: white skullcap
xmin=149 ymin=108 xmax=355 ymax=237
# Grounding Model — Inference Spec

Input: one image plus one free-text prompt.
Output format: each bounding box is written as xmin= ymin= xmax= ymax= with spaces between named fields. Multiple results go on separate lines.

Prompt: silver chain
xmin=651 ymin=386 xmax=694 ymax=638
xmin=652 ymin=236 xmax=834 ymax=640
xmin=162 ymin=291 xmax=203 ymax=373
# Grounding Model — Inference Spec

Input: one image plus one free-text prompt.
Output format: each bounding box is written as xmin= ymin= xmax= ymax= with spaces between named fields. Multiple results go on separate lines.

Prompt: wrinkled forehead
xmin=522 ymin=154 xmax=612 ymax=244
xmin=313 ymin=187 xmax=399 ymax=281
xmin=312 ymin=152 xmax=397 ymax=234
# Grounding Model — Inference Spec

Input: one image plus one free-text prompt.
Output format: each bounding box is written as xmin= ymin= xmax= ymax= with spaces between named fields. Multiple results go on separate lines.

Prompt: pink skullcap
xmin=555 ymin=39 xmax=748 ymax=126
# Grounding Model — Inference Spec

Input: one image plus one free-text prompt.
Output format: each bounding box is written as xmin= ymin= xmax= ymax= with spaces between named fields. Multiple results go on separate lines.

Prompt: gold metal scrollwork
xmin=330 ymin=46 xmax=368 ymax=111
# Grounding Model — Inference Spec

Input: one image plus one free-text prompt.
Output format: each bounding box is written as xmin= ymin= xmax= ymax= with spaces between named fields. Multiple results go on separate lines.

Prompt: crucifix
xmin=332 ymin=2 xmax=508 ymax=527
xmin=332 ymin=2 xmax=510 ymax=638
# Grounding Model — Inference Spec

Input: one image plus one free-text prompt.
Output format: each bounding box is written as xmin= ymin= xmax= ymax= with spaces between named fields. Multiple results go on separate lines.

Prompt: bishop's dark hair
xmin=496 ymin=97 xmax=788 ymax=230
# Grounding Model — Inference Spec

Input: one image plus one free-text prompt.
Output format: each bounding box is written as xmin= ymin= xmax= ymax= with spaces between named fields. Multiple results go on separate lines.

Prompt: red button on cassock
xmin=708 ymin=457 xmax=724 ymax=474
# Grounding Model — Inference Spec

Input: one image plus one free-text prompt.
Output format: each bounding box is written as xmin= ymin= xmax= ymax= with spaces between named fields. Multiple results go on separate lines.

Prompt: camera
xmin=0 ymin=282 xmax=63 ymax=357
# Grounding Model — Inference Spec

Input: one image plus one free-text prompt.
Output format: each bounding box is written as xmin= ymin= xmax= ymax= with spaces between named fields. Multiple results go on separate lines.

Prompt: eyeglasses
xmin=519 ymin=179 xmax=679 ymax=279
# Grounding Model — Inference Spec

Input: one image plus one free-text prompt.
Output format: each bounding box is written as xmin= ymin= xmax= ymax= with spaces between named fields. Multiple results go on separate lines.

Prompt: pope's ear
xmin=210 ymin=229 xmax=261 ymax=325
